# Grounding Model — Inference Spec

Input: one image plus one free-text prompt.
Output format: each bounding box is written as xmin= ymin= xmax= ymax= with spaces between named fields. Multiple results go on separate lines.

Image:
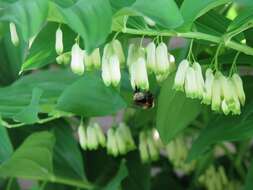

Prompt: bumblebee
xmin=133 ymin=88 xmax=155 ymax=109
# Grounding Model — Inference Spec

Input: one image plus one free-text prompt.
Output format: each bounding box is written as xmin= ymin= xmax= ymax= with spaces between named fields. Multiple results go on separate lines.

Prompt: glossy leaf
xmin=188 ymin=102 xmax=253 ymax=161
xmin=55 ymin=0 xmax=112 ymax=52
xmin=57 ymin=72 xmax=127 ymax=117
xmin=0 ymin=0 xmax=49 ymax=40
xmin=180 ymin=0 xmax=231 ymax=25
xmin=0 ymin=125 xmax=13 ymax=164
xmin=156 ymin=74 xmax=202 ymax=143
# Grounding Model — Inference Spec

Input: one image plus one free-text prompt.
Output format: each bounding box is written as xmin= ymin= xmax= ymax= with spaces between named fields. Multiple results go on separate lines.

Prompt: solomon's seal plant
xmin=1 ymin=0 xmax=253 ymax=190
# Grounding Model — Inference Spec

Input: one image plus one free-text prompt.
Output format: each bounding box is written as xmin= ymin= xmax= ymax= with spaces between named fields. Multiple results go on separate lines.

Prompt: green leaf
xmin=52 ymin=120 xmax=87 ymax=182
xmin=244 ymin=159 xmax=253 ymax=190
xmin=188 ymin=102 xmax=253 ymax=161
xmin=156 ymin=74 xmax=201 ymax=143
xmin=55 ymin=0 xmax=112 ymax=52
xmin=0 ymin=0 xmax=49 ymax=40
xmin=0 ymin=125 xmax=13 ymax=163
xmin=180 ymin=0 xmax=231 ymax=25
xmin=0 ymin=131 xmax=55 ymax=180
xmin=13 ymin=88 xmax=43 ymax=124
xmin=102 ymin=160 xmax=128 ymax=190
xmin=227 ymin=7 xmax=253 ymax=32
xmin=22 ymin=22 xmax=76 ymax=71
xmin=57 ymin=72 xmax=127 ymax=117
xmin=130 ymin=0 xmax=184 ymax=29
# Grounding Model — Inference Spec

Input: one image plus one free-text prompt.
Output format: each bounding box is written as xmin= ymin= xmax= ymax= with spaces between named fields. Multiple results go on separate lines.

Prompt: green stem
xmin=229 ymin=52 xmax=240 ymax=76
xmin=6 ymin=178 xmax=13 ymax=190
xmin=119 ymin=28 xmax=253 ymax=56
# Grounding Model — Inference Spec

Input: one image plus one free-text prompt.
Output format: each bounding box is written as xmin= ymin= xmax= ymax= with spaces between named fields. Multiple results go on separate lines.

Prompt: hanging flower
xmin=9 ymin=22 xmax=19 ymax=46
xmin=193 ymin=62 xmax=204 ymax=99
xmin=55 ymin=27 xmax=63 ymax=55
xmin=211 ymin=73 xmax=222 ymax=112
xmin=202 ymin=69 xmax=214 ymax=105
xmin=231 ymin=73 xmax=245 ymax=106
xmin=70 ymin=43 xmax=84 ymax=75
xmin=185 ymin=67 xmax=198 ymax=99
xmin=174 ymin=59 xmax=189 ymax=91
xmin=146 ymin=42 xmax=156 ymax=72
xmin=84 ymin=48 xmax=101 ymax=70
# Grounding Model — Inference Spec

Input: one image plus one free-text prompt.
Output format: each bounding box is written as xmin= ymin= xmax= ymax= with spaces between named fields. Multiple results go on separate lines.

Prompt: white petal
xmin=146 ymin=42 xmax=156 ymax=72
xmin=70 ymin=43 xmax=84 ymax=75
xmin=109 ymin=55 xmax=121 ymax=86
xmin=156 ymin=42 xmax=169 ymax=74
xmin=102 ymin=57 xmax=111 ymax=86
xmin=185 ymin=67 xmax=198 ymax=99
xmin=9 ymin=22 xmax=19 ymax=46
xmin=174 ymin=59 xmax=189 ymax=91
xmin=55 ymin=27 xmax=63 ymax=55
xmin=232 ymin=73 xmax=245 ymax=106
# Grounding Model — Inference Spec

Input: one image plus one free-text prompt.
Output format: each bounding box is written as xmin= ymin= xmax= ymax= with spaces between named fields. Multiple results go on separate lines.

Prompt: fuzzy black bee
xmin=133 ymin=88 xmax=155 ymax=109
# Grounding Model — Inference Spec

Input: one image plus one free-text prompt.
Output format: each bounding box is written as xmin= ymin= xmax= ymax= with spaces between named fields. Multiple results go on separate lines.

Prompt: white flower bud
xmin=115 ymin=128 xmax=127 ymax=155
xmin=185 ymin=67 xmax=198 ymax=99
xmin=118 ymin=123 xmax=135 ymax=150
xmin=56 ymin=52 xmax=71 ymax=65
xmin=109 ymin=55 xmax=121 ymax=87
xmin=139 ymin=132 xmax=149 ymax=163
xmin=193 ymin=62 xmax=204 ymax=99
xmin=156 ymin=43 xmax=170 ymax=75
xmin=127 ymin=44 xmax=137 ymax=67
xmin=55 ymin=27 xmax=63 ymax=55
xmin=9 ymin=22 xmax=19 ymax=46
xmin=232 ymin=73 xmax=245 ymax=106
xmin=71 ymin=43 xmax=84 ymax=75
xmin=91 ymin=48 xmax=101 ymax=68
xmin=230 ymin=83 xmax=241 ymax=115
xmin=211 ymin=74 xmax=222 ymax=112
xmin=202 ymin=69 xmax=214 ymax=105
xmin=107 ymin=128 xmax=118 ymax=157
xmin=86 ymin=125 xmax=98 ymax=150
xmin=101 ymin=58 xmax=111 ymax=86
xmin=174 ymin=59 xmax=189 ymax=91
xmin=133 ymin=57 xmax=149 ymax=90
xmin=78 ymin=124 xmax=87 ymax=150
xmin=83 ymin=51 xmax=93 ymax=70
xmin=168 ymin=54 xmax=176 ymax=73
xmin=221 ymin=100 xmax=230 ymax=115
xmin=93 ymin=123 xmax=106 ymax=148
xmin=146 ymin=42 xmax=156 ymax=72
xmin=112 ymin=40 xmax=125 ymax=65
xmin=220 ymin=75 xmax=234 ymax=107
xmin=143 ymin=16 xmax=156 ymax=27
xmin=147 ymin=136 xmax=159 ymax=161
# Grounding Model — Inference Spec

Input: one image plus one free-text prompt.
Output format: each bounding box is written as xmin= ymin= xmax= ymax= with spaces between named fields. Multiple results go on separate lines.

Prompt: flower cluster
xmin=139 ymin=129 xmax=161 ymax=163
xmin=78 ymin=122 xmax=106 ymax=150
xmin=174 ymin=60 xmax=245 ymax=115
xmin=166 ymin=135 xmax=195 ymax=173
xmin=198 ymin=165 xmax=241 ymax=190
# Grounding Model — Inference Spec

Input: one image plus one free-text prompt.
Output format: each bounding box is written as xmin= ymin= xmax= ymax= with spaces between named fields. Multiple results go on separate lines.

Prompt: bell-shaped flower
xmin=118 ymin=123 xmax=135 ymax=150
xmin=221 ymin=100 xmax=230 ymax=115
xmin=106 ymin=128 xmax=118 ymax=157
xmin=55 ymin=27 xmax=63 ymax=55
xmin=86 ymin=125 xmax=99 ymax=150
xmin=115 ymin=128 xmax=127 ymax=154
xmin=71 ymin=43 xmax=84 ymax=75
xmin=93 ymin=123 xmax=106 ymax=148
xmin=9 ymin=22 xmax=19 ymax=46
xmin=211 ymin=74 xmax=222 ymax=112
xmin=109 ymin=55 xmax=121 ymax=87
xmin=193 ymin=62 xmax=204 ymax=99
xmin=156 ymin=42 xmax=170 ymax=75
xmin=202 ymin=69 xmax=214 ymax=105
xmin=56 ymin=52 xmax=71 ymax=65
xmin=146 ymin=42 xmax=156 ymax=72
xmin=139 ymin=131 xmax=149 ymax=163
xmin=174 ymin=59 xmax=189 ymax=91
xmin=78 ymin=124 xmax=87 ymax=150
xmin=232 ymin=73 xmax=245 ymax=106
xmin=185 ymin=67 xmax=198 ymax=99
xmin=147 ymin=135 xmax=159 ymax=161
xmin=220 ymin=75 xmax=234 ymax=108
xmin=112 ymin=39 xmax=125 ymax=65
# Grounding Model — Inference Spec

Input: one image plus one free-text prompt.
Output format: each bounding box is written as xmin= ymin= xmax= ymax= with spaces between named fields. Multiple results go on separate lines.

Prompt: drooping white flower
xmin=9 ymin=22 xmax=19 ymax=46
xmin=70 ymin=43 xmax=84 ymax=75
xmin=109 ymin=55 xmax=121 ymax=87
xmin=118 ymin=123 xmax=135 ymax=150
xmin=93 ymin=123 xmax=106 ymax=148
xmin=168 ymin=54 xmax=176 ymax=73
xmin=220 ymin=75 xmax=234 ymax=107
xmin=221 ymin=100 xmax=230 ymax=115
xmin=211 ymin=73 xmax=222 ymax=112
xmin=230 ymin=81 xmax=241 ymax=115
xmin=86 ymin=125 xmax=99 ymax=150
xmin=174 ymin=59 xmax=189 ymax=91
xmin=185 ymin=67 xmax=198 ymax=99
xmin=55 ymin=27 xmax=63 ymax=55
xmin=91 ymin=48 xmax=101 ymax=69
xmin=139 ymin=131 xmax=149 ymax=163
xmin=193 ymin=62 xmax=204 ymax=99
xmin=231 ymin=73 xmax=245 ymax=106
xmin=146 ymin=42 xmax=156 ymax=72
xmin=146 ymin=135 xmax=159 ymax=161
xmin=112 ymin=39 xmax=125 ymax=65
xmin=202 ymin=69 xmax=214 ymax=105
xmin=156 ymin=42 xmax=170 ymax=75
xmin=115 ymin=128 xmax=127 ymax=154
xmin=106 ymin=128 xmax=118 ymax=157
xmin=78 ymin=124 xmax=87 ymax=150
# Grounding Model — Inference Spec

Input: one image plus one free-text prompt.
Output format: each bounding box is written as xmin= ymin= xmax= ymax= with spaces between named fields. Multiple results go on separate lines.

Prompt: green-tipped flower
xmin=202 ymin=69 xmax=214 ymax=105
xmin=115 ymin=128 xmax=127 ymax=155
xmin=220 ymin=76 xmax=234 ymax=107
xmin=112 ymin=39 xmax=125 ymax=65
xmin=106 ymin=128 xmax=118 ymax=157
xmin=211 ymin=73 xmax=222 ymax=112
xmin=9 ymin=22 xmax=19 ymax=46
xmin=156 ymin=42 xmax=170 ymax=75
xmin=139 ymin=132 xmax=149 ymax=163
xmin=84 ymin=48 xmax=101 ymax=70
xmin=221 ymin=100 xmax=230 ymax=115
xmin=109 ymin=55 xmax=121 ymax=86
xmin=146 ymin=135 xmax=159 ymax=161
xmin=94 ymin=123 xmax=106 ymax=147
xmin=174 ymin=59 xmax=189 ymax=91
xmin=193 ymin=62 xmax=204 ymax=99
xmin=71 ymin=43 xmax=84 ymax=75
xmin=55 ymin=27 xmax=63 ymax=55
xmin=232 ymin=73 xmax=245 ymax=106
xmin=185 ymin=67 xmax=198 ymax=99
xmin=146 ymin=42 xmax=156 ymax=72
xmin=143 ymin=16 xmax=156 ymax=27
xmin=56 ymin=52 xmax=71 ymax=65
xmin=78 ymin=124 xmax=87 ymax=150
xmin=86 ymin=125 xmax=99 ymax=150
